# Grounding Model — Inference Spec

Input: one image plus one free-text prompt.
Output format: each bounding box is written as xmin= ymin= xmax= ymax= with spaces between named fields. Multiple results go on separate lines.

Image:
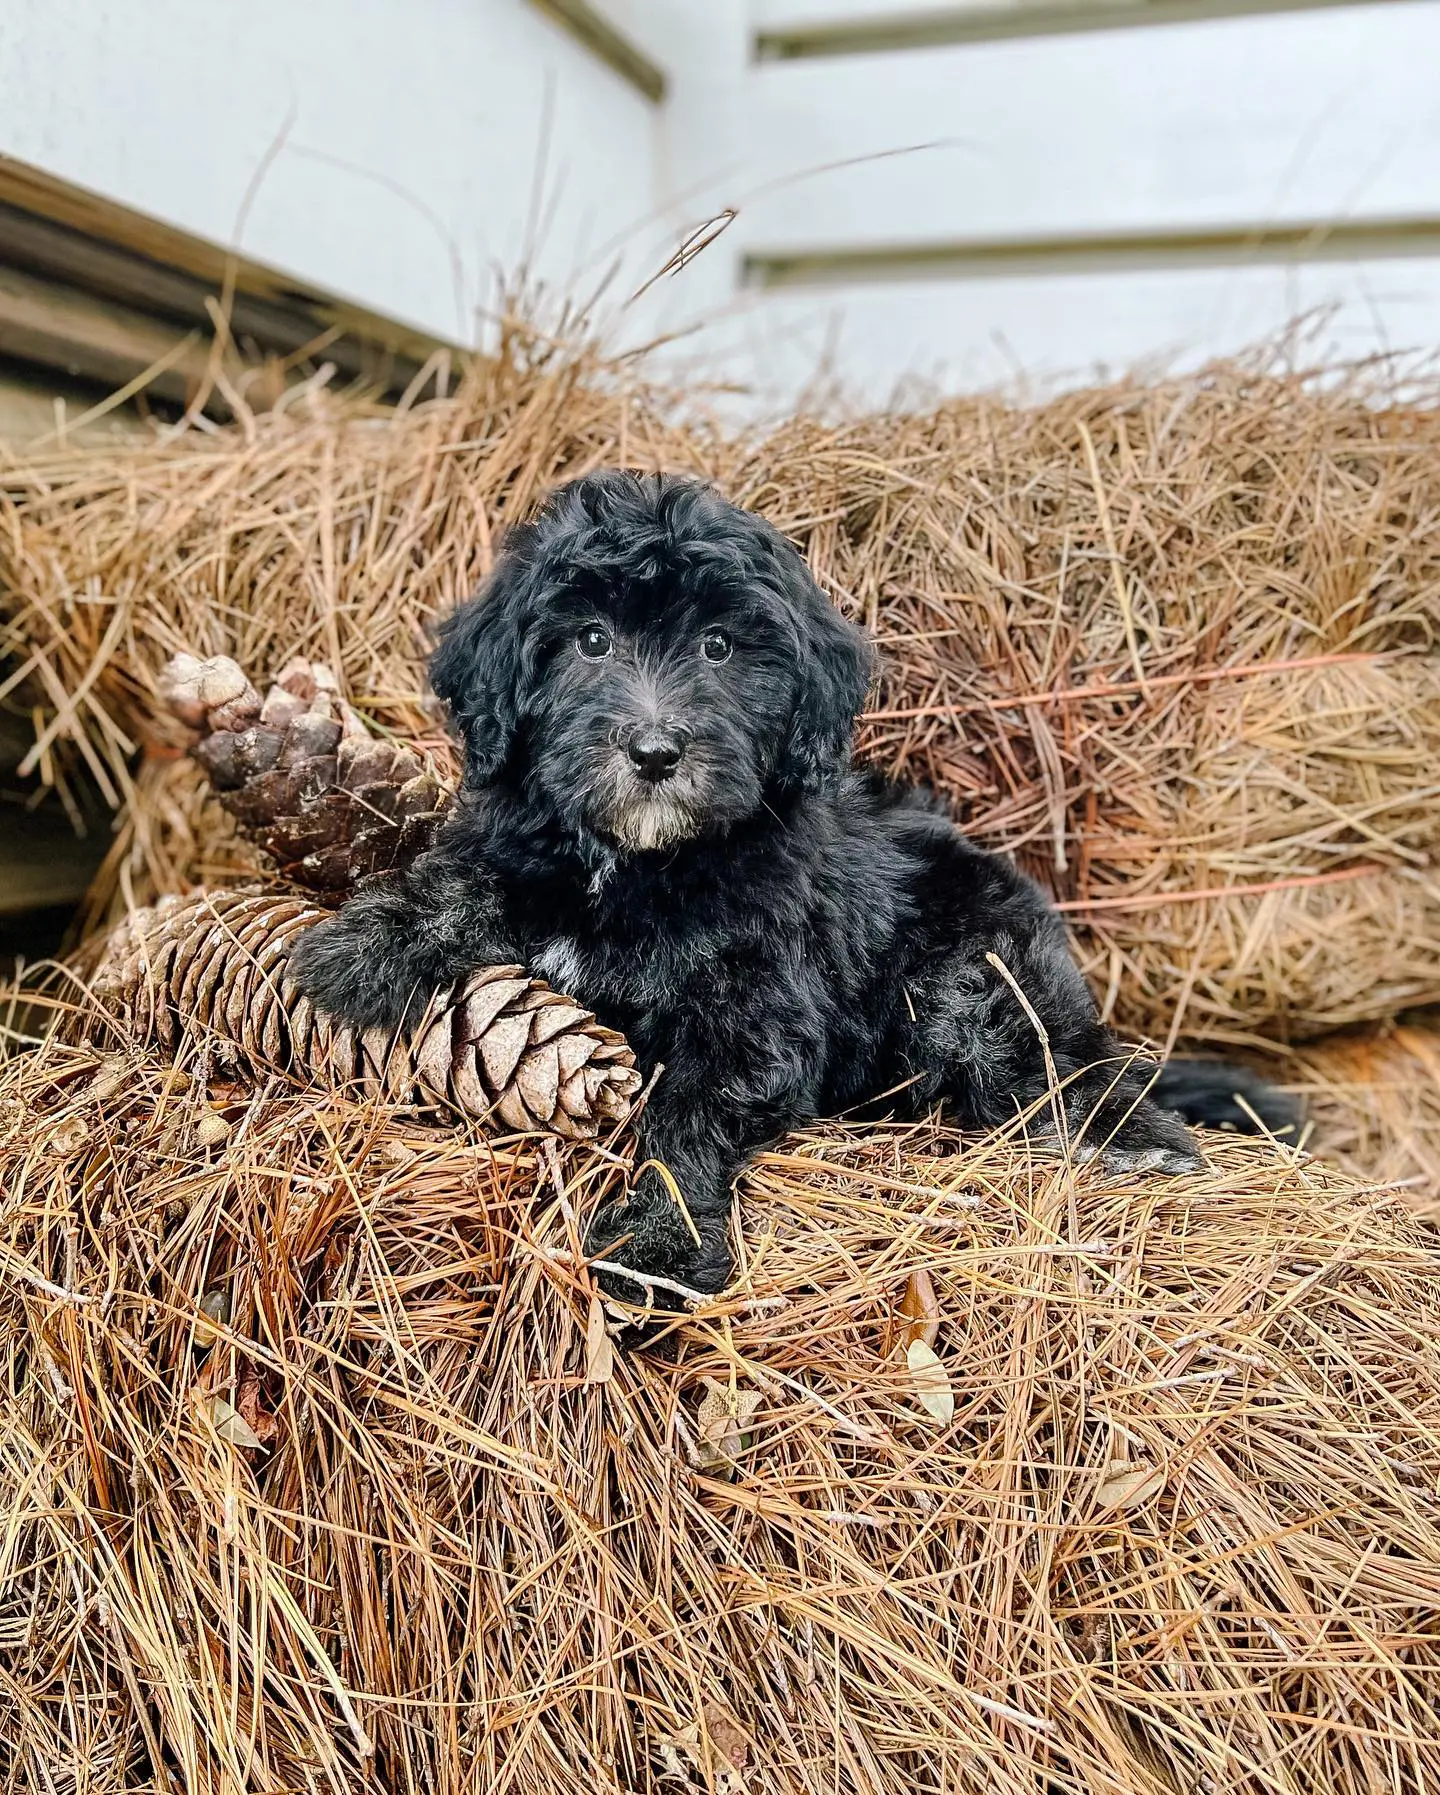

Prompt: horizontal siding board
xmin=752 ymin=0 xmax=1419 ymax=56
xmin=744 ymin=215 xmax=1440 ymax=285
xmin=753 ymin=0 xmax=1001 ymax=23
xmin=700 ymin=256 xmax=1440 ymax=400
xmin=737 ymin=2 xmax=1440 ymax=246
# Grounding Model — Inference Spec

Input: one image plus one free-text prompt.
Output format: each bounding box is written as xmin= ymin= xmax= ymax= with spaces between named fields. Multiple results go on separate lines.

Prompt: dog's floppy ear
xmin=429 ymin=539 xmax=538 ymax=785
xmin=772 ymin=546 xmax=874 ymax=793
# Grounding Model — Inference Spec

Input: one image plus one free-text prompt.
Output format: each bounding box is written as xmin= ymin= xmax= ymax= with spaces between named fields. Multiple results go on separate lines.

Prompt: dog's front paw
xmin=1081 ymin=1098 xmax=1206 ymax=1176
xmin=585 ymin=1187 xmax=732 ymax=1309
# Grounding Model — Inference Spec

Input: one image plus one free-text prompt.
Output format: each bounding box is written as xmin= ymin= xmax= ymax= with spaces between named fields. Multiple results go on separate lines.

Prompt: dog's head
xmin=430 ymin=470 xmax=874 ymax=852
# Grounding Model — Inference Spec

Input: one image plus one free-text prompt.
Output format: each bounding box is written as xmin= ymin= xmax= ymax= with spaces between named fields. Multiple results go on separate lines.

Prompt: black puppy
xmin=291 ymin=470 xmax=1290 ymax=1298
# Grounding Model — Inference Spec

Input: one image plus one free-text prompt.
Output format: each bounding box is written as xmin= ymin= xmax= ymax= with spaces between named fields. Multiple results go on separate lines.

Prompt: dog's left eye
xmin=576 ymin=625 xmax=613 ymax=660
xmin=700 ymin=630 xmax=732 ymax=664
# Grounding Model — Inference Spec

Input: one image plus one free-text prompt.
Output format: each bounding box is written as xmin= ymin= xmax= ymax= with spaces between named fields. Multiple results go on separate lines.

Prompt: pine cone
xmin=158 ymin=654 xmax=451 ymax=903
xmin=94 ymin=891 xmax=642 ymax=1139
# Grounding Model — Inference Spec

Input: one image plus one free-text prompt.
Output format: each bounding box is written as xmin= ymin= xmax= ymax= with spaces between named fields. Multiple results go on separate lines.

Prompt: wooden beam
xmin=526 ymin=0 xmax=668 ymax=101
xmin=0 ymin=716 xmax=108 ymax=919
xmin=0 ymin=359 xmax=138 ymax=443
xmin=0 ymin=801 xmax=108 ymax=917
xmin=0 ymin=157 xmax=456 ymax=404
xmin=0 ymin=263 xmax=210 ymax=401
xmin=754 ymin=0 xmax=1426 ymax=59
xmin=745 ymin=214 xmax=1440 ymax=288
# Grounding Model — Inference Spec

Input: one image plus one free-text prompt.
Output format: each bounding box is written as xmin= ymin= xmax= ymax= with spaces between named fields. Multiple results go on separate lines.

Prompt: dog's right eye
xmin=576 ymin=625 xmax=613 ymax=660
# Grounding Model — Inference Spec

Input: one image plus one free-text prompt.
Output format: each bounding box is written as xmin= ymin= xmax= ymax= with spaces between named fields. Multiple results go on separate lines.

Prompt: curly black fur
xmin=291 ymin=470 xmax=1297 ymax=1301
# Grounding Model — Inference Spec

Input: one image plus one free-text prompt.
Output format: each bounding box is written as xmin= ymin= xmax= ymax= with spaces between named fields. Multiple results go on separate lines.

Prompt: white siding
xmin=2 ymin=0 xmax=1439 ymax=399
xmin=740 ymin=5 xmax=1440 ymax=244
xmin=699 ymin=257 xmax=1440 ymax=403
xmin=0 ymin=0 xmax=659 ymax=345
xmin=635 ymin=0 xmax=1440 ymax=400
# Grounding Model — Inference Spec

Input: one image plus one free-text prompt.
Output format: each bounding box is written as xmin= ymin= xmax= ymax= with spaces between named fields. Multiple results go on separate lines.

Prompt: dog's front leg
xmin=587 ymin=1141 xmax=737 ymax=1305
xmin=289 ymin=832 xmax=520 ymax=1034
xmin=585 ymin=1046 xmax=809 ymax=1303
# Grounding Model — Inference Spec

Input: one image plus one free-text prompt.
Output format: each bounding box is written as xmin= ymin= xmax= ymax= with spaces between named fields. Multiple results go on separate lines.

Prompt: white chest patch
xmin=532 ymin=938 xmax=587 ymax=996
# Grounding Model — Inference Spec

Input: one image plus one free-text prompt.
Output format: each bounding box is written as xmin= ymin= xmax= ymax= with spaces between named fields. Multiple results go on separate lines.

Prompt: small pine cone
xmin=157 ymin=654 xmax=452 ymax=903
xmin=93 ymin=891 xmax=642 ymax=1140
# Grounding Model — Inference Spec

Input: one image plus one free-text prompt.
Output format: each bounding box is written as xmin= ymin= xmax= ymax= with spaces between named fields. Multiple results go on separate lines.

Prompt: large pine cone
xmin=94 ymin=891 xmax=642 ymax=1139
xmin=158 ymin=655 xmax=451 ymax=902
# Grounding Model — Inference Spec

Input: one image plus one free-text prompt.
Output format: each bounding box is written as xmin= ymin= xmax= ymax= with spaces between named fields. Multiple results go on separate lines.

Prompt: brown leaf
xmin=87 ymin=1056 xmax=130 ymax=1104
xmin=660 ymin=1711 xmax=749 ymax=1792
xmin=583 ymin=1294 xmax=614 ymax=1385
xmin=900 ymin=1266 xmax=941 ymax=1348
xmin=703 ymin=1704 xmax=750 ymax=1773
xmin=45 ymin=1115 xmax=89 ymax=1155
xmin=236 ymin=1367 xmax=279 ymax=1445
xmin=1096 ymin=1458 xmax=1165 ymax=1511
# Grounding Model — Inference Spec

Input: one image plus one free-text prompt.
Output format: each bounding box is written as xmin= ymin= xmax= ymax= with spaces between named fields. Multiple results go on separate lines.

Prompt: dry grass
xmin=1282 ymin=1018 xmax=1440 ymax=1221
xmin=741 ymin=376 xmax=1440 ymax=1043
xmin=5 ymin=327 xmax=1440 ymax=1789
xmin=3 ymin=333 xmax=1440 ymax=1041
xmin=4 ymin=1001 xmax=1440 ymax=1795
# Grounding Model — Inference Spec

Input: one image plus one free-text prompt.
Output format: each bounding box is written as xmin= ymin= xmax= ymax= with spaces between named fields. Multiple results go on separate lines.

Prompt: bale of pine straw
xmin=740 ymin=387 xmax=1440 ymax=1047
xmin=2 ymin=325 xmax=1439 ymax=1795
xmin=4 ymin=1015 xmax=1440 ymax=1795
xmin=1281 ymin=1016 xmax=1440 ymax=1220
xmin=3 ymin=328 xmax=1440 ymax=1045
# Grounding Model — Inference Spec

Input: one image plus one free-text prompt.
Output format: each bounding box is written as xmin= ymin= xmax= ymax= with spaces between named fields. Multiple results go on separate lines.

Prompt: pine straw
xmin=1280 ymin=1018 xmax=1440 ymax=1222
xmin=3 ymin=334 xmax=1440 ymax=1042
xmin=4 ymin=1008 xmax=1440 ymax=1795
xmin=739 ymin=381 xmax=1440 ymax=1044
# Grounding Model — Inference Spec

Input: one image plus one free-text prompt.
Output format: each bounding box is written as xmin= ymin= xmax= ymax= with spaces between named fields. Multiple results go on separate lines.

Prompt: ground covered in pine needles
xmin=4 ymin=1025 xmax=1440 ymax=1795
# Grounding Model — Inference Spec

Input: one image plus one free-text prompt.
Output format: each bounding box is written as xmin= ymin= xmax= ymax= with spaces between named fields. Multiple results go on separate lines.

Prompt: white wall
xmin=2 ymin=0 xmax=1439 ymax=401
xmin=0 ymin=0 xmax=659 ymax=345
xmin=701 ymin=258 xmax=1440 ymax=402
xmin=644 ymin=0 xmax=1440 ymax=403
xmin=740 ymin=5 xmax=1440 ymax=244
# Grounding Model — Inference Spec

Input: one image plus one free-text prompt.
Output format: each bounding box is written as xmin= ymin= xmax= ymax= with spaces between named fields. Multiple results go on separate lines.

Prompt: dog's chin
xmin=599 ymin=785 xmax=705 ymax=853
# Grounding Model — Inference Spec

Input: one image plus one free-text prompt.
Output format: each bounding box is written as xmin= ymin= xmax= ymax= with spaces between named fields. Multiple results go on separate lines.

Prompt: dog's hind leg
xmin=903 ymin=855 xmax=1203 ymax=1171
xmin=1150 ymin=1057 xmax=1301 ymax=1139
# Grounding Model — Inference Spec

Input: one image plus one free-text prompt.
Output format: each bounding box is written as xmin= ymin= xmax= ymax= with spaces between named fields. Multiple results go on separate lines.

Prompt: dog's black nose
xmin=628 ymin=726 xmax=684 ymax=783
